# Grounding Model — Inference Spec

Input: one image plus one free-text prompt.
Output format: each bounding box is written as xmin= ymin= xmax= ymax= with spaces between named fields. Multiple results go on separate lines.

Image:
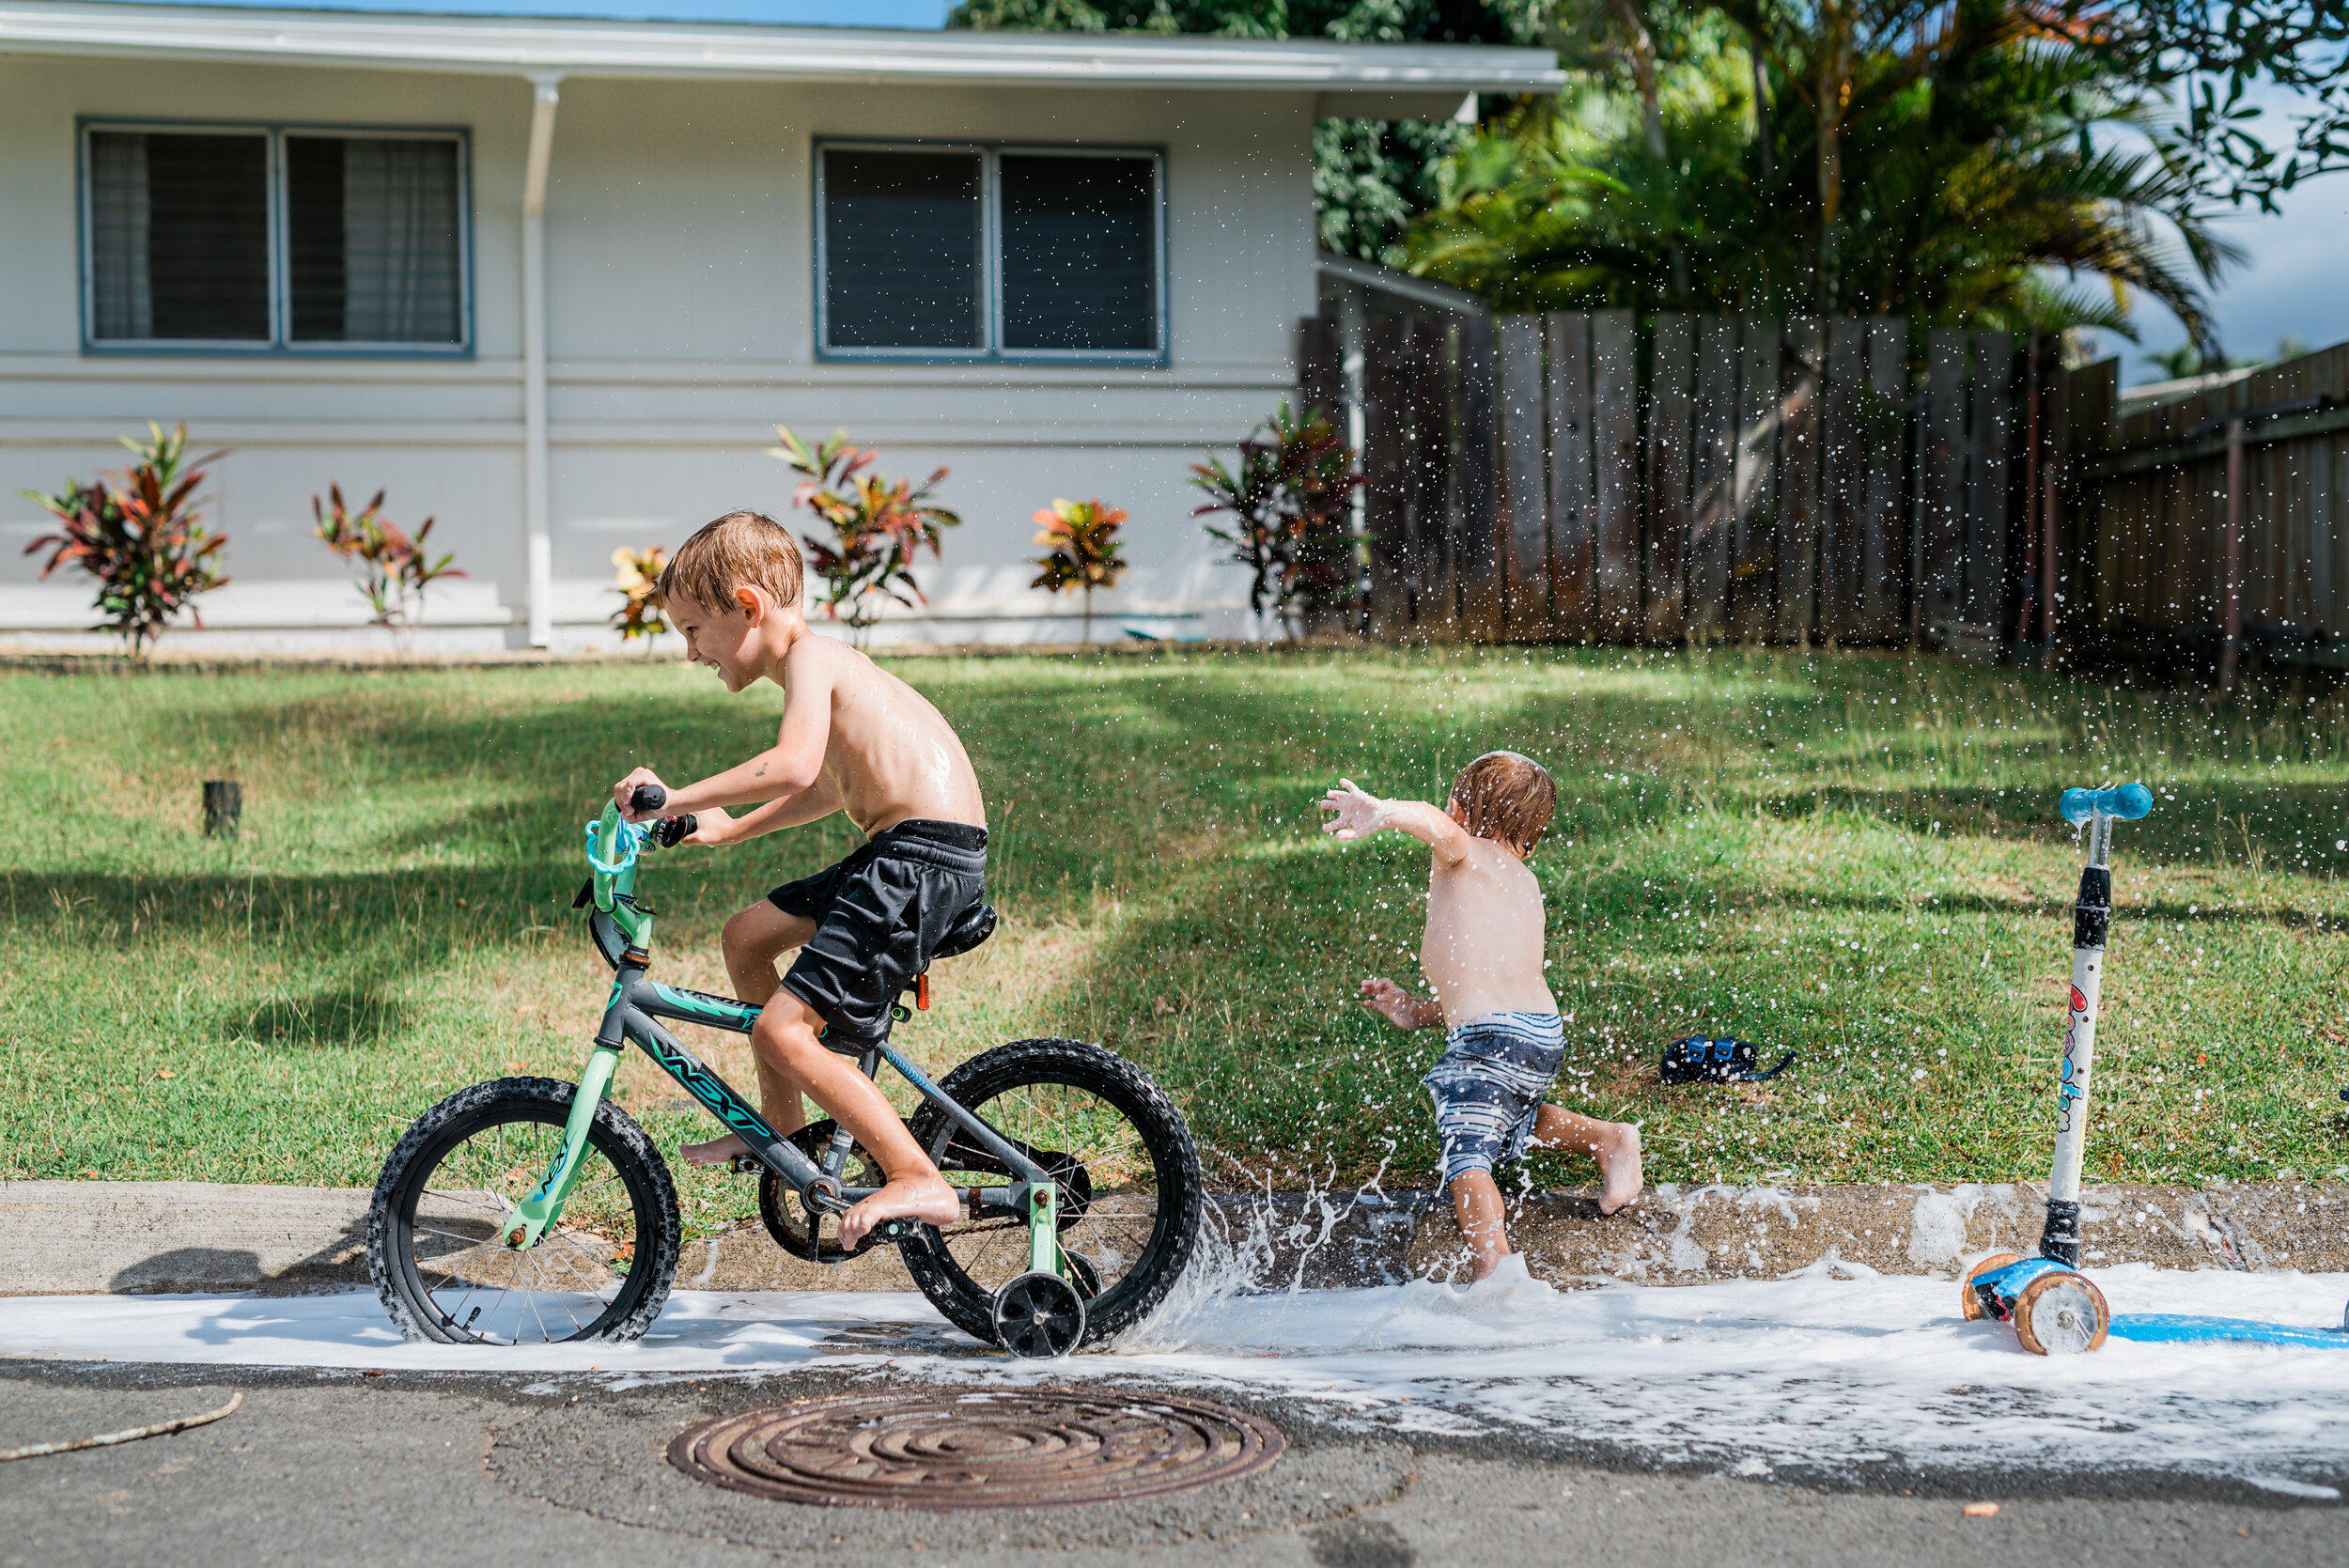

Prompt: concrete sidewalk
xmin=8 ymin=1177 xmax=2345 ymax=1296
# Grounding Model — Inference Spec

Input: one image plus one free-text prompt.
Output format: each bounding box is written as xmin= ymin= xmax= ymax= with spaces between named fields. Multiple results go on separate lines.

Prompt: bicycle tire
xmin=900 ymin=1038 xmax=1202 ymax=1348
xmin=367 ymin=1077 xmax=681 ymax=1345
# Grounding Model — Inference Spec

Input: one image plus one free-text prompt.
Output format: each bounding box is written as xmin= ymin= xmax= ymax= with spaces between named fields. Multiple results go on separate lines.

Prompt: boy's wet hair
xmin=1448 ymin=751 xmax=1556 ymax=856
xmin=657 ymin=511 xmax=804 ymax=613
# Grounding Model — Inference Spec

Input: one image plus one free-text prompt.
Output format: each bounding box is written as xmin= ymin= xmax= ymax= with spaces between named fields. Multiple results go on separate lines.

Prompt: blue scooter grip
xmin=2059 ymin=783 xmax=2153 ymax=824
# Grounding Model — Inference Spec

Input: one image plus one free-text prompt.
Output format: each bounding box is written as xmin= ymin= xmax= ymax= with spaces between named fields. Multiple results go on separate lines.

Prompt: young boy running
xmin=1321 ymin=753 xmax=1642 ymax=1281
xmin=610 ymin=510 xmax=983 ymax=1250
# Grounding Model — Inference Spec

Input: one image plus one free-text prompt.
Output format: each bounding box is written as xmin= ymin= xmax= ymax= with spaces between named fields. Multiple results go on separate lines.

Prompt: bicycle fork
xmin=506 ymin=1043 xmax=622 ymax=1250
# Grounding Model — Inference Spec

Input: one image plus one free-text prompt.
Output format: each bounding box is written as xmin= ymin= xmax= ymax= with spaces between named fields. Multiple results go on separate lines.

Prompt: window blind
xmin=998 ymin=154 xmax=1157 ymax=353
xmin=821 ymin=149 xmax=984 ymax=350
xmin=288 ymin=136 xmax=463 ymax=344
xmin=86 ymin=126 xmax=464 ymax=350
xmin=89 ymin=131 xmax=270 ymax=341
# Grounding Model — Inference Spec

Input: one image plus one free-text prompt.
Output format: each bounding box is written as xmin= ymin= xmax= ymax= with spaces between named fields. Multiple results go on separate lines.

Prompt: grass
xmin=4 ymin=644 xmax=2348 ymax=1227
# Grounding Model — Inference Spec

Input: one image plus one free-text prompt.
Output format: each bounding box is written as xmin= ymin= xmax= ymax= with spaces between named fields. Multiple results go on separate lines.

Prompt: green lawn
xmin=4 ymin=646 xmax=2346 ymax=1226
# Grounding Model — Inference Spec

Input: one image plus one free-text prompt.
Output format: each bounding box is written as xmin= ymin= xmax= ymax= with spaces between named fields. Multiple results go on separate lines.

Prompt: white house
xmin=0 ymin=1 xmax=1554 ymax=650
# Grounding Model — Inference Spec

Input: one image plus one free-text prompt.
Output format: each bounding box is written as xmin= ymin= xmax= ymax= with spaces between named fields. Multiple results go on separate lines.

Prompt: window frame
xmin=814 ymin=138 xmax=1167 ymax=367
xmin=77 ymin=117 xmax=474 ymax=359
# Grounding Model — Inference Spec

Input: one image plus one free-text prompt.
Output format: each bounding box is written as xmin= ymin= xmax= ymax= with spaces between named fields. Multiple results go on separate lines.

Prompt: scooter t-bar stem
xmin=2039 ymin=782 xmax=2150 ymax=1266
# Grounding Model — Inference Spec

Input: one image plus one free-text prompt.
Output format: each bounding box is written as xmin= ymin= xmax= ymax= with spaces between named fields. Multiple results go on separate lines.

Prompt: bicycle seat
xmin=932 ymin=902 xmax=997 ymax=961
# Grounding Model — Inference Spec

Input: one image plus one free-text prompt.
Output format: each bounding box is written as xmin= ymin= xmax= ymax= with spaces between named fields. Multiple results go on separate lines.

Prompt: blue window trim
xmin=814 ymin=137 xmax=1169 ymax=369
xmin=76 ymin=116 xmax=475 ymax=361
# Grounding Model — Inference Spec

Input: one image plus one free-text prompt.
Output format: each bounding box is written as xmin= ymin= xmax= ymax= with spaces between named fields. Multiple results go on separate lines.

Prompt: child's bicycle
xmin=364 ymin=786 xmax=1204 ymax=1358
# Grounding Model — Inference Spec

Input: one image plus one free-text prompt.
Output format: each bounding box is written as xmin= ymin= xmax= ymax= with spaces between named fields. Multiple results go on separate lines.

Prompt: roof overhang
xmin=0 ymin=0 xmax=1563 ymax=110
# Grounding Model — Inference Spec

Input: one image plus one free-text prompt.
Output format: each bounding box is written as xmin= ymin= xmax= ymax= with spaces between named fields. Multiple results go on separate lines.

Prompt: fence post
xmin=1688 ymin=316 xmax=1739 ymax=641
xmin=1818 ymin=318 xmax=1866 ymax=642
xmin=1361 ymin=315 xmax=1410 ymax=639
xmin=1591 ymin=310 xmax=1641 ymax=638
xmin=1778 ymin=319 xmax=1824 ymax=644
xmin=1730 ymin=321 xmax=1780 ymax=641
xmin=1858 ymin=321 xmax=1907 ymax=642
xmin=1455 ymin=316 xmax=1501 ymax=640
xmin=1964 ymin=330 xmax=2015 ymax=649
xmin=1499 ymin=315 xmax=1549 ymax=641
xmin=1402 ymin=315 xmax=1455 ymax=634
xmin=1917 ymin=328 xmax=1968 ymax=644
xmin=1548 ymin=313 xmax=1595 ymax=640
xmin=1645 ymin=314 xmax=1696 ymax=640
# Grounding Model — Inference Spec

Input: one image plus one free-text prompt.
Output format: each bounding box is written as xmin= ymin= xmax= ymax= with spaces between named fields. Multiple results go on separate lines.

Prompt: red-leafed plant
xmin=609 ymin=545 xmax=670 ymax=645
xmin=770 ymin=426 xmax=959 ymax=641
xmin=1031 ymin=497 xmax=1128 ymax=644
xmin=1190 ymin=402 xmax=1363 ymax=641
xmin=20 ymin=422 xmax=231 ymax=655
xmin=313 ymin=484 xmax=463 ymax=630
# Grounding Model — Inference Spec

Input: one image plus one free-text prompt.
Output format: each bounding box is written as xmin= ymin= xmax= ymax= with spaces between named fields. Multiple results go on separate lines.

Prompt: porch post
xmin=522 ymin=74 xmax=562 ymax=649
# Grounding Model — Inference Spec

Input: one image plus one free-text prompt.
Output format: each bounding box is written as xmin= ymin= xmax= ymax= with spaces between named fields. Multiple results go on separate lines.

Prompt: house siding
xmin=0 ymin=56 xmax=1314 ymax=647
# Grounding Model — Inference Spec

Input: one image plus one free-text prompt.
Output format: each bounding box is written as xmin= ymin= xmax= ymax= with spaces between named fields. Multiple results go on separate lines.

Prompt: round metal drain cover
xmin=667 ymin=1386 xmax=1284 ymax=1511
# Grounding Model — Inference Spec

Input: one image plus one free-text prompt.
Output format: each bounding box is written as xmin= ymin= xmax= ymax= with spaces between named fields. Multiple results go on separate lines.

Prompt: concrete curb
xmin=6 ymin=1179 xmax=2345 ymax=1296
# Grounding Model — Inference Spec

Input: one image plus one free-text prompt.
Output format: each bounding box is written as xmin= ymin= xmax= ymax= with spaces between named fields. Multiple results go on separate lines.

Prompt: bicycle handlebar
xmin=2059 ymin=783 xmax=2153 ymax=825
xmin=630 ymin=783 xmax=667 ymax=815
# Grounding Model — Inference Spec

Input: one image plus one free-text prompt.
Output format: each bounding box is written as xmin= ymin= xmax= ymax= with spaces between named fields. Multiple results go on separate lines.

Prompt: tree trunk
xmin=1613 ymin=0 xmax=1668 ymax=162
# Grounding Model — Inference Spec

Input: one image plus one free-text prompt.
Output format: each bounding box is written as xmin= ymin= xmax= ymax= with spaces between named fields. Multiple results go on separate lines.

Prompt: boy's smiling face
xmin=667 ymin=586 xmax=767 ymax=692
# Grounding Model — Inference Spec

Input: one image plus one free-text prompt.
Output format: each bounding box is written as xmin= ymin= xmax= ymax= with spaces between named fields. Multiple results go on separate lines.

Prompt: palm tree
xmin=1407 ymin=0 xmax=2237 ymax=353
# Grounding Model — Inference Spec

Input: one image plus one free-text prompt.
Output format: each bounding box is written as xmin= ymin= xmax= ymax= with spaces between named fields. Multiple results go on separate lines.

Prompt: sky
xmin=154 ymin=0 xmax=2349 ymax=380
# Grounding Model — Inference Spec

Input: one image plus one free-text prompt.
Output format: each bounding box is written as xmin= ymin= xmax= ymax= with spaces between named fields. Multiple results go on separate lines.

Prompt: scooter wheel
xmin=1960 ymin=1252 xmax=2022 ymax=1321
xmin=992 ymin=1270 xmax=1087 ymax=1359
xmin=2013 ymin=1269 xmax=2109 ymax=1356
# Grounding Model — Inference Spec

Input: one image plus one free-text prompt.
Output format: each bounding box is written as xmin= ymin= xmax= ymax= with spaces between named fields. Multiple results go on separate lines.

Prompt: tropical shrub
xmin=21 ymin=422 xmax=230 ymax=654
xmin=1190 ymin=403 xmax=1363 ymax=641
xmin=313 ymin=485 xmax=464 ymax=629
xmin=609 ymin=545 xmax=671 ymax=644
xmin=770 ymin=426 xmax=959 ymax=638
xmin=1030 ymin=497 xmax=1129 ymax=644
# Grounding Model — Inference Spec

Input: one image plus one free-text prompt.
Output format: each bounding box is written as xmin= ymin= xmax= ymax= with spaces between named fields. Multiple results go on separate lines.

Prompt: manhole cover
xmin=666 ymin=1386 xmax=1285 ymax=1511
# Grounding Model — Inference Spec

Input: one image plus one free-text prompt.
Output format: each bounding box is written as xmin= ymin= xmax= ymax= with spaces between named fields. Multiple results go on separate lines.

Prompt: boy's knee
xmin=723 ymin=906 xmax=784 ymax=964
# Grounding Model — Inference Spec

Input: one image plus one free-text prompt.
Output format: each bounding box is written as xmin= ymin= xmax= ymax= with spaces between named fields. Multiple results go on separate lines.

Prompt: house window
xmin=84 ymin=124 xmax=468 ymax=352
xmin=817 ymin=144 xmax=1162 ymax=362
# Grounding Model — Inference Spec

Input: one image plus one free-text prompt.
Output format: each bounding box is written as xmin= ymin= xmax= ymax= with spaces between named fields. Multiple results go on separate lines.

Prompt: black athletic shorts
xmin=770 ymin=818 xmax=988 ymax=1051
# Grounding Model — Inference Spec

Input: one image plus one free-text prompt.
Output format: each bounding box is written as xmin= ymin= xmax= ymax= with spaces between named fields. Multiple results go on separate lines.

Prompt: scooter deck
xmin=2108 ymin=1314 xmax=2349 ymax=1349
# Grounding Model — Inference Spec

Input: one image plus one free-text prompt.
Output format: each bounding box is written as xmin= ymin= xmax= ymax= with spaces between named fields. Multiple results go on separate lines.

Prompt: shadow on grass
xmin=225 ymin=983 xmax=413 ymax=1048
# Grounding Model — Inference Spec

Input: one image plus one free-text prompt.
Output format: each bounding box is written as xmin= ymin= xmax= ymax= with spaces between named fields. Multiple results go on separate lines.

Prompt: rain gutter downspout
xmin=522 ymin=73 xmax=561 ymax=649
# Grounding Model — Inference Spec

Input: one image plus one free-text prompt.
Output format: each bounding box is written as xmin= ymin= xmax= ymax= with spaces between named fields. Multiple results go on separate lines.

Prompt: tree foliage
xmin=1408 ymin=0 xmax=2238 ymax=349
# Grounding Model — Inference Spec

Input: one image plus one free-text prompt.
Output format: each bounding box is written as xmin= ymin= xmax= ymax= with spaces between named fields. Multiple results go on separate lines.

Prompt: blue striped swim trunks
xmin=1421 ymin=1011 xmax=1566 ymax=1184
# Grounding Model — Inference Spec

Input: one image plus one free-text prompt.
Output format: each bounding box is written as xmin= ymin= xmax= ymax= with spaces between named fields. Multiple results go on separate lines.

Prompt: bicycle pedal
xmin=728 ymin=1155 xmax=764 ymax=1175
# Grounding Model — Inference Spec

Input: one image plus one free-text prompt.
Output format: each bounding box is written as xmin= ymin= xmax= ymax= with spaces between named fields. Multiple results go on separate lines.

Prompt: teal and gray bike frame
xmin=506 ymin=802 xmax=1061 ymax=1257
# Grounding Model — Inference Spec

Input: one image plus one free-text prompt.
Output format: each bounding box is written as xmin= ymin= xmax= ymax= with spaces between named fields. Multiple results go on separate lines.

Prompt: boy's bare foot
xmin=838 ymin=1172 xmax=963 ymax=1250
xmin=1595 ymin=1121 xmax=1644 ymax=1214
xmin=681 ymin=1133 xmax=753 ymax=1167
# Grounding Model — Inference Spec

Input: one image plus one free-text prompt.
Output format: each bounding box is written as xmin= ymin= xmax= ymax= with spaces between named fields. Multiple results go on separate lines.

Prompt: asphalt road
xmin=2 ymin=1360 xmax=2343 ymax=1568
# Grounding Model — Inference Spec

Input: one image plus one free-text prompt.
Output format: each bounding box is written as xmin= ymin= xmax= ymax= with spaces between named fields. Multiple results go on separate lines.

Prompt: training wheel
xmin=1960 ymin=1252 xmax=2023 ymax=1321
xmin=992 ymin=1270 xmax=1087 ymax=1358
xmin=2012 ymin=1269 xmax=2110 ymax=1356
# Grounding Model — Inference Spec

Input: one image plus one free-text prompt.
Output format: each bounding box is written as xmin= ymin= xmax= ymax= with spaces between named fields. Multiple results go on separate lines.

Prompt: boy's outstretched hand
xmin=1360 ymin=976 xmax=1443 ymax=1031
xmin=1320 ymin=778 xmax=1388 ymax=840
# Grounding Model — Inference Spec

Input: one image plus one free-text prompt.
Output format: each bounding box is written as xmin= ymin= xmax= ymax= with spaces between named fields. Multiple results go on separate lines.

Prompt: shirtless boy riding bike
xmin=611 ymin=509 xmax=979 ymax=1251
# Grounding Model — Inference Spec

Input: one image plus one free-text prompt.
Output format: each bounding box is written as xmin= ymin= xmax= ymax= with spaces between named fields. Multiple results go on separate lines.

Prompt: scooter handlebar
xmin=2060 ymin=783 xmax=2153 ymax=824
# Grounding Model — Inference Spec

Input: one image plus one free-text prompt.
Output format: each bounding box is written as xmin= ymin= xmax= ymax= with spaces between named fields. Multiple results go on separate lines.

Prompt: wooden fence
xmin=1299 ymin=310 xmax=2070 ymax=652
xmin=2067 ymin=341 xmax=2349 ymax=679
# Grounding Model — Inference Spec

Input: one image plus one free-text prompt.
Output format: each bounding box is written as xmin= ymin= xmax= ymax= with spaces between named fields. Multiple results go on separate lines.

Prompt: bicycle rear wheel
xmin=900 ymin=1038 xmax=1201 ymax=1348
xmin=367 ymin=1077 xmax=680 ymax=1345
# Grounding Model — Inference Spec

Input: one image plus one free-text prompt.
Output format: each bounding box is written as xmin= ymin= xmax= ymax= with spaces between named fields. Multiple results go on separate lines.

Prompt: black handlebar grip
xmin=630 ymin=783 xmax=667 ymax=815
xmin=650 ymin=813 xmax=696 ymax=849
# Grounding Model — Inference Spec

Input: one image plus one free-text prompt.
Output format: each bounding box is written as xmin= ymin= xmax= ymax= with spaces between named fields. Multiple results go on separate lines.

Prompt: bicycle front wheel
xmin=901 ymin=1039 xmax=1202 ymax=1347
xmin=367 ymin=1077 xmax=680 ymax=1345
